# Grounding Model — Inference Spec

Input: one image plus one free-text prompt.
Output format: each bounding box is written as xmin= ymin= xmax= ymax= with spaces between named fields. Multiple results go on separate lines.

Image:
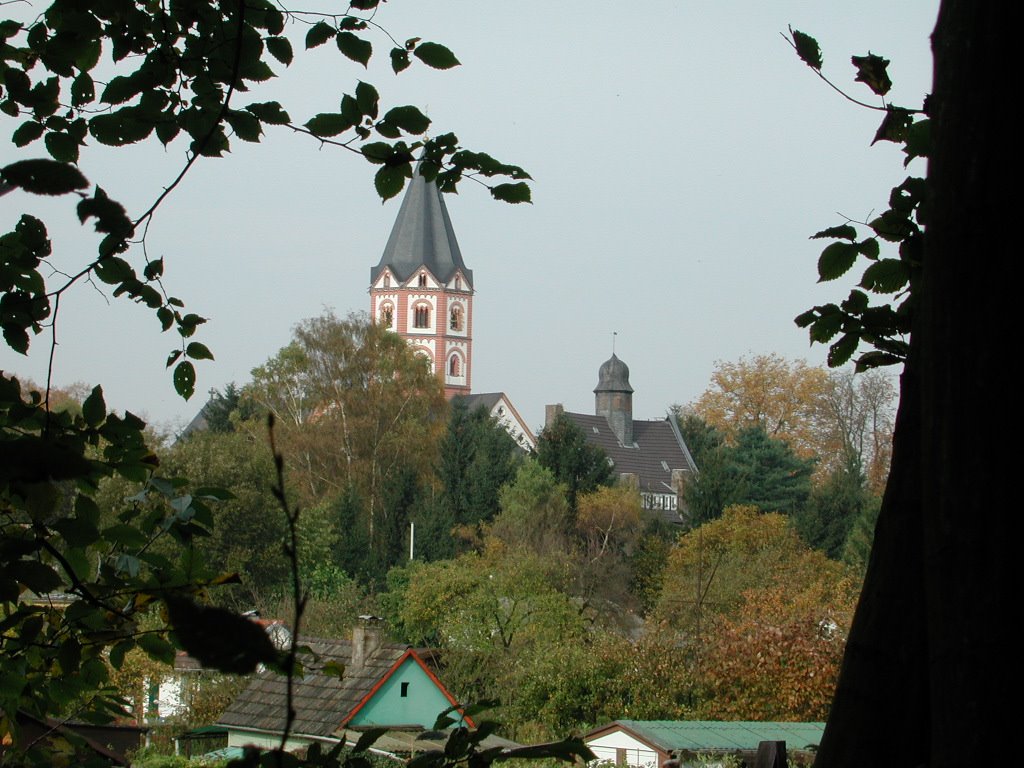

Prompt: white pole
xmin=409 ymin=521 xmax=415 ymax=560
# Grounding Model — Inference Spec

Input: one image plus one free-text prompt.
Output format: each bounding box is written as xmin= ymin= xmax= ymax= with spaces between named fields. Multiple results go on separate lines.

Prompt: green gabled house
xmin=218 ymin=621 xmax=475 ymax=754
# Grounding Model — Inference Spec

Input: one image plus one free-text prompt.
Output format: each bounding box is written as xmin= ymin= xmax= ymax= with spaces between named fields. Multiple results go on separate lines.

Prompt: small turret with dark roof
xmin=595 ymin=353 xmax=634 ymax=446
xmin=370 ymin=169 xmax=473 ymax=287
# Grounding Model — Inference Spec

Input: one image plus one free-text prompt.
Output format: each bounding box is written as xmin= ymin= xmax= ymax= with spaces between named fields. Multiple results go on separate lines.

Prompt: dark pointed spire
xmin=370 ymin=169 xmax=472 ymax=287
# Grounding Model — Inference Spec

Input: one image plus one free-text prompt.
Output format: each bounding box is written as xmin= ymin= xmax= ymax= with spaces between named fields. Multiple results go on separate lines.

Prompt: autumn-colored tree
xmin=653 ymin=506 xmax=856 ymax=645
xmin=697 ymin=584 xmax=852 ymax=721
xmin=687 ymin=356 xmax=895 ymax=488
xmin=244 ymin=311 xmax=446 ymax=566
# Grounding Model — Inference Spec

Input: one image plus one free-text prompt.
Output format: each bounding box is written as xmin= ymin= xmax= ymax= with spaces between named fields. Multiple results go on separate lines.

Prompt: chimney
xmin=545 ymin=403 xmax=564 ymax=429
xmin=351 ymin=615 xmax=383 ymax=669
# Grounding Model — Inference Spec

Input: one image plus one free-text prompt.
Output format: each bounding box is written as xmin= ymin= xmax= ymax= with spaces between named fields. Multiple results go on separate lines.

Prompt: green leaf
xmin=144 ymin=257 xmax=164 ymax=281
xmin=852 ymin=52 xmax=892 ymax=96
xmin=859 ymin=258 xmax=908 ymax=293
xmin=246 ymin=101 xmax=291 ymax=125
xmin=165 ymin=595 xmax=281 ymax=674
xmin=82 ymin=385 xmax=106 ymax=427
xmin=93 ymin=256 xmax=134 ymax=284
xmin=266 ymin=36 xmax=293 ymax=66
xmin=353 ymin=728 xmax=387 ymax=753
xmin=390 ymin=47 xmax=410 ymax=74
xmin=355 ymin=81 xmax=379 ymax=119
xmin=382 ymin=105 xmax=430 ymax=135
xmin=71 ymin=72 xmax=95 ymax=107
xmin=186 ymin=341 xmax=214 ymax=361
xmin=337 ymin=31 xmax=372 ymax=67
xmin=225 ymin=110 xmax=262 ymax=142
xmin=817 ymin=241 xmax=858 ymax=282
xmin=374 ymin=165 xmax=407 ymax=201
xmin=44 ymin=131 xmax=79 ymax=163
xmin=16 ymin=560 xmax=63 ymax=593
xmin=1 ymin=159 xmax=88 ymax=195
xmin=811 ymin=224 xmax=857 ymax=241
xmin=137 ymin=633 xmax=176 ymax=666
xmin=304 ymin=112 xmax=355 ymax=137
xmin=12 ymin=121 xmax=44 ymax=147
xmin=903 ymin=118 xmax=931 ymax=164
xmin=828 ymin=333 xmax=859 ymax=367
xmin=100 ymin=75 xmax=140 ymax=105
xmin=361 ymin=141 xmax=393 ymax=164
xmin=174 ymin=360 xmax=196 ymax=400
xmin=872 ymin=107 xmax=913 ymax=145
xmin=89 ymin=108 xmax=154 ymax=146
xmin=306 ymin=21 xmax=335 ymax=49
xmin=790 ymin=28 xmax=822 ymax=70
xmin=413 ymin=42 xmax=460 ymax=70
xmin=491 ymin=182 xmax=531 ymax=204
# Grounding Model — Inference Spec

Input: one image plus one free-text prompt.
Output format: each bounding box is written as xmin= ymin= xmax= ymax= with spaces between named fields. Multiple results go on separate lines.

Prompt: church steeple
xmin=369 ymin=170 xmax=474 ymax=398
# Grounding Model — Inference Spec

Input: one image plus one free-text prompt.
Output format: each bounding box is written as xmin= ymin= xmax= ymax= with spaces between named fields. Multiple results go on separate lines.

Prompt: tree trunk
xmin=817 ymin=3 xmax=1011 ymax=765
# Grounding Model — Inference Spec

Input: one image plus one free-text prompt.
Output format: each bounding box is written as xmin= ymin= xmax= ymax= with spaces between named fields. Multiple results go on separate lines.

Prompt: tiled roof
xmin=217 ymin=637 xmax=408 ymax=739
xmin=370 ymin=170 xmax=472 ymax=287
xmin=562 ymin=412 xmax=697 ymax=525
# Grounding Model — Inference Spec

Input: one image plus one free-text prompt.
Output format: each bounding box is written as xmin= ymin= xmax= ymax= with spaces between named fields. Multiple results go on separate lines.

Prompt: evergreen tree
xmin=794 ymin=456 xmax=872 ymax=559
xmin=535 ymin=413 xmax=613 ymax=513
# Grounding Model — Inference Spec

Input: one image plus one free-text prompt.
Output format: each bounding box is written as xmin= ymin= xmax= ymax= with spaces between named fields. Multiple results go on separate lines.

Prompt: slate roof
xmin=587 ymin=720 xmax=826 ymax=753
xmin=562 ymin=412 xmax=697 ymax=524
xmin=370 ymin=170 xmax=472 ymax=287
xmin=217 ymin=637 xmax=409 ymax=739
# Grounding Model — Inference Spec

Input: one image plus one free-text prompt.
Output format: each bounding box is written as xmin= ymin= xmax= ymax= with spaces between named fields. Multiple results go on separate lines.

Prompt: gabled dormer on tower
xmin=370 ymin=170 xmax=474 ymax=398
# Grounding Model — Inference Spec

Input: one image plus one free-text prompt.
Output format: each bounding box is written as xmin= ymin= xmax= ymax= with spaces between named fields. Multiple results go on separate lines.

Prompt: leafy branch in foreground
xmin=1 ymin=1 xmax=530 ymax=400
xmin=785 ymin=28 xmax=930 ymax=370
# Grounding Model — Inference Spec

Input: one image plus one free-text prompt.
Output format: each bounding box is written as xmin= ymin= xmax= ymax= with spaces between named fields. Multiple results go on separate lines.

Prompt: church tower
xmin=595 ymin=353 xmax=634 ymax=446
xmin=369 ymin=170 xmax=473 ymax=399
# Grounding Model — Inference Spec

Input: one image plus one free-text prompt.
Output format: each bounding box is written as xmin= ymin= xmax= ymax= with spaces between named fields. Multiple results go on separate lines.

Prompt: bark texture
xmin=817 ymin=4 xmax=1011 ymax=765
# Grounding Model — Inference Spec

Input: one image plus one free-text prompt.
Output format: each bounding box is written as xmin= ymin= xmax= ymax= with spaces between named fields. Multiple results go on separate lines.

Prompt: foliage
xmin=679 ymin=421 xmax=815 ymax=523
xmin=787 ymin=29 xmax=927 ymax=371
xmin=0 ymin=1 xmax=532 ymax=763
xmin=534 ymin=414 xmax=612 ymax=513
xmin=244 ymin=310 xmax=446 ymax=579
xmin=653 ymin=506 xmax=855 ymax=643
xmin=439 ymin=398 xmax=523 ymax=535
xmin=490 ymin=462 xmax=572 ymax=557
xmin=792 ymin=456 xmax=873 ymax=559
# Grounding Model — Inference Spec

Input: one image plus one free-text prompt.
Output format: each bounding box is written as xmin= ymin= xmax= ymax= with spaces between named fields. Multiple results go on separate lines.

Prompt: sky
xmin=1 ymin=1 xmax=937 ymax=437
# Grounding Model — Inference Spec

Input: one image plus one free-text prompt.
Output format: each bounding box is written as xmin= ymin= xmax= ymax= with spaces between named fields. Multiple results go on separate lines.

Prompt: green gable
xmin=346 ymin=655 xmax=457 ymax=728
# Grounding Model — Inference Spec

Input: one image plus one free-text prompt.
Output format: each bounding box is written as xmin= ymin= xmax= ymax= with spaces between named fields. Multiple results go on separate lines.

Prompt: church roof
xmin=594 ymin=353 xmax=633 ymax=394
xmin=370 ymin=170 xmax=473 ymax=287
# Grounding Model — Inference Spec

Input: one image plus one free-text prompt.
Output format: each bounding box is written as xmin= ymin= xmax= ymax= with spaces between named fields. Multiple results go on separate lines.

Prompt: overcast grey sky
xmin=1 ymin=1 xmax=936 ymax=435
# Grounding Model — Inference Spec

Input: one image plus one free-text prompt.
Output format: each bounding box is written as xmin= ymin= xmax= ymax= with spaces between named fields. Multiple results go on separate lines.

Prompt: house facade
xmin=546 ymin=354 xmax=698 ymax=524
xmin=218 ymin=621 xmax=471 ymax=752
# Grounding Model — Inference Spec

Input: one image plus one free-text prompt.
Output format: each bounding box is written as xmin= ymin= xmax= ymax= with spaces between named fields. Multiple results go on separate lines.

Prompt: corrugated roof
xmin=605 ymin=720 xmax=826 ymax=752
xmin=370 ymin=170 xmax=472 ymax=287
xmin=218 ymin=637 xmax=408 ymax=739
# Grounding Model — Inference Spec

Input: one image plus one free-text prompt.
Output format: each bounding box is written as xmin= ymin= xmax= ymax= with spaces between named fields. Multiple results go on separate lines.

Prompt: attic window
xmin=383 ymin=274 xmax=391 ymax=288
xmin=418 ymin=273 xmax=427 ymax=288
xmin=661 ymin=461 xmax=670 ymax=471
xmin=455 ymin=276 xmax=462 ymax=290
xmin=592 ymin=426 xmax=599 ymax=434
xmin=400 ymin=682 xmax=409 ymax=698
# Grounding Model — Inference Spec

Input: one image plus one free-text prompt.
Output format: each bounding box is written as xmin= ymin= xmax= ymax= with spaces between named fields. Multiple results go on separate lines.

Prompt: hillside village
xmin=92 ymin=169 xmax=889 ymax=766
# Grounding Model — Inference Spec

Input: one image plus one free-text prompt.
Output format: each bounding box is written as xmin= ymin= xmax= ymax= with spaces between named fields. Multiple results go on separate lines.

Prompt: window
xmin=418 ymin=273 xmax=427 ymax=288
xmin=413 ymin=304 xmax=430 ymax=328
xmin=383 ymin=273 xmax=391 ymax=288
xmin=400 ymin=682 xmax=409 ymax=697
xmin=380 ymin=305 xmax=393 ymax=328
xmin=449 ymin=356 xmax=461 ymax=377
xmin=455 ymin=275 xmax=462 ymax=290
xmin=450 ymin=305 xmax=463 ymax=331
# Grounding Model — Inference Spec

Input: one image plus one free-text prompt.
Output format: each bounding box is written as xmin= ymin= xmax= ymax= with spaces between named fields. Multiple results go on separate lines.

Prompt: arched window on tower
xmin=449 ymin=355 xmax=461 ymax=377
xmin=418 ymin=273 xmax=427 ymax=288
xmin=379 ymin=304 xmax=393 ymax=328
xmin=413 ymin=304 xmax=430 ymax=329
xmin=450 ymin=305 xmax=463 ymax=331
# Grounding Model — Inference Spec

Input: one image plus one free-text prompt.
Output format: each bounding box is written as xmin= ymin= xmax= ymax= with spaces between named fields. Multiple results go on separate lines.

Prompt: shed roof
xmin=588 ymin=720 xmax=826 ymax=752
xmin=370 ymin=170 xmax=472 ymax=287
